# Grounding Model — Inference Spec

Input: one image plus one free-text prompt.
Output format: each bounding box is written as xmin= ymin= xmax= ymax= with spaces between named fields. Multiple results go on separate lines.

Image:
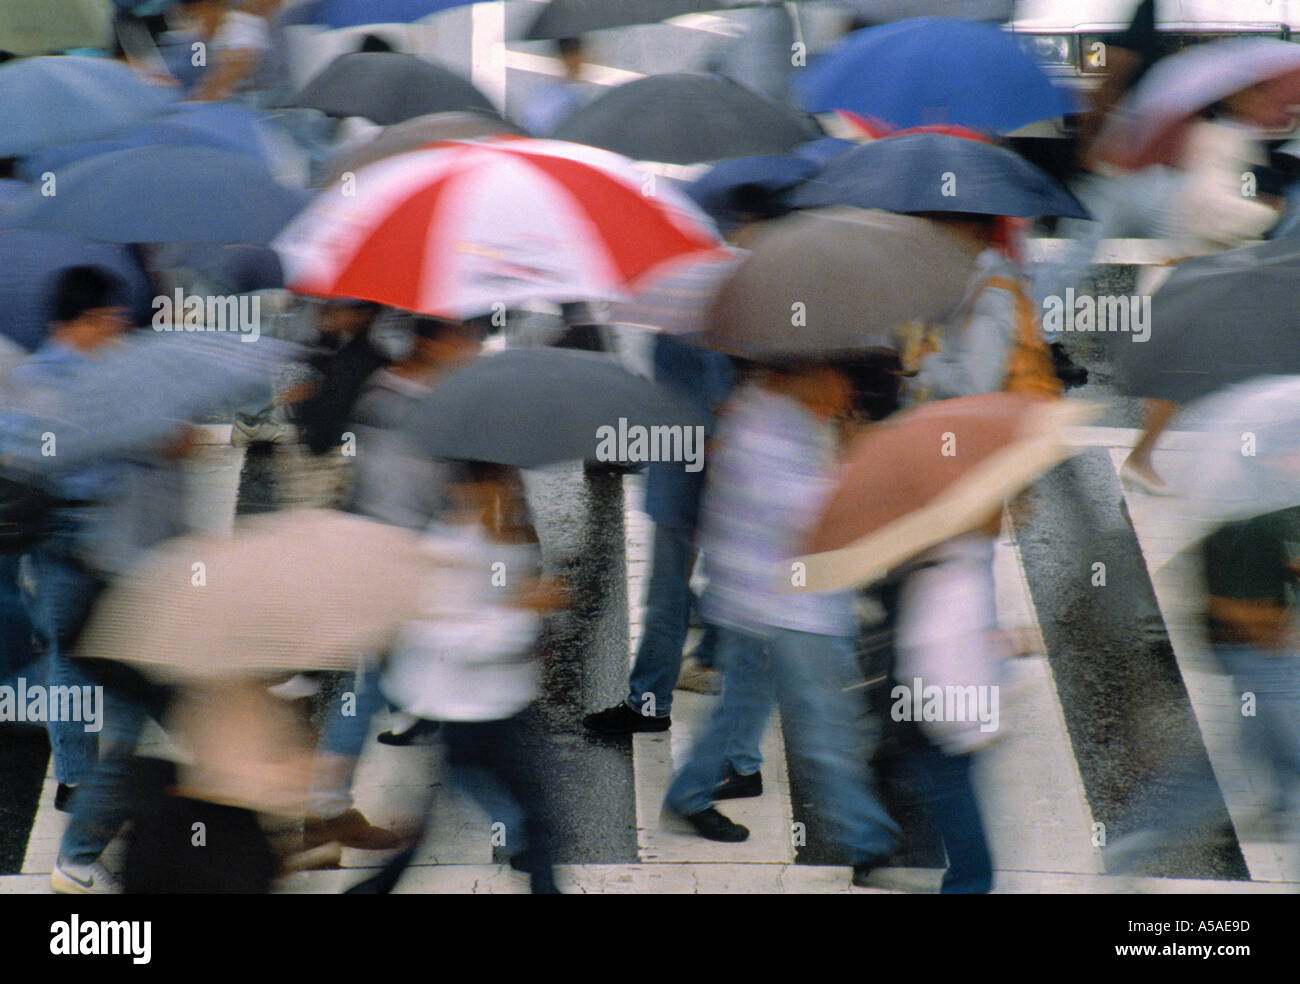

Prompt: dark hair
xmin=454 ymin=459 xmax=513 ymax=485
xmin=556 ymin=36 xmax=584 ymax=58
xmin=52 ymin=266 xmax=124 ymax=324
xmin=410 ymin=315 xmax=470 ymax=341
xmin=359 ymin=33 xmax=394 ymax=53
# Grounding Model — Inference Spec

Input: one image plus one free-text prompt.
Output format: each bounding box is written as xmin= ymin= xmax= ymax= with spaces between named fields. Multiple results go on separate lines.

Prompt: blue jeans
xmin=1216 ymin=643 xmax=1300 ymax=837
xmin=665 ymin=626 xmax=899 ymax=864
xmin=626 ymin=525 xmax=696 ymax=719
xmin=27 ymin=529 xmax=103 ymax=786
xmin=60 ymin=681 xmax=169 ymax=865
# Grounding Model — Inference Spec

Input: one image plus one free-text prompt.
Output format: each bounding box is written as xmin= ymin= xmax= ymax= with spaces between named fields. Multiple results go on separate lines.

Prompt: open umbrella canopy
xmin=286 ymin=51 xmax=497 ymax=125
xmin=0 ymin=332 xmax=299 ymax=473
xmin=0 ymin=0 xmax=113 ymax=56
xmin=706 ymin=207 xmax=977 ymax=359
xmin=76 ymin=509 xmax=451 ymax=682
xmin=552 ymin=73 xmax=821 ymax=165
xmin=1114 ymin=238 xmax=1300 ymax=404
xmin=524 ymin=0 xmax=734 ymax=40
xmin=1093 ymin=38 xmax=1300 ymax=171
xmin=275 ymin=138 xmax=723 ymax=319
xmin=1169 ymin=376 xmax=1300 ymax=534
xmin=14 ymin=101 xmax=305 ymax=184
xmin=792 ymin=395 xmax=1097 ymax=591
xmin=1 ymin=146 xmax=311 ymax=245
xmin=399 ymin=348 xmax=711 ymax=468
xmin=321 ymin=110 xmax=525 ymax=184
xmin=795 ymin=17 xmax=1078 ymax=134
xmin=788 ymin=132 xmax=1088 ymax=219
xmin=607 ymin=249 xmax=745 ymax=337
xmin=0 ymin=56 xmax=176 ymax=157
xmin=687 ymin=153 xmax=820 ymax=227
xmin=289 ymin=0 xmax=486 ymax=29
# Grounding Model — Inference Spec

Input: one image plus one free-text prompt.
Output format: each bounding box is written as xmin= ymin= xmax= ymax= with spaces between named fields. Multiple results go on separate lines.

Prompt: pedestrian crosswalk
xmin=2 ymin=426 xmax=1296 ymax=894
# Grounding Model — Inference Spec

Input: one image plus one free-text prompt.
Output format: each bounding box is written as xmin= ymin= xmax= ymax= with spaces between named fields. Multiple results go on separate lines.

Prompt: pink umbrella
xmin=274 ymin=138 xmax=724 ymax=319
xmin=1093 ymin=38 xmax=1300 ymax=171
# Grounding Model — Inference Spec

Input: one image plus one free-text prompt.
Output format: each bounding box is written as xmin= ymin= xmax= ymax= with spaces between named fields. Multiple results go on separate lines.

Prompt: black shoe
xmin=851 ymin=857 xmax=891 ymax=888
xmin=582 ymin=702 xmax=670 ymax=736
xmin=1050 ymin=342 xmax=1088 ymax=389
xmin=680 ymin=807 xmax=749 ymax=843
xmin=377 ymin=718 xmax=440 ymax=746
xmin=712 ymin=766 xmax=762 ymax=801
xmin=55 ymin=783 xmax=77 ymax=813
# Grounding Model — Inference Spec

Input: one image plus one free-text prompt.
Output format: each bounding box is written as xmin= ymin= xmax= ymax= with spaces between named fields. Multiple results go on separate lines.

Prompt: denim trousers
xmin=27 ymin=529 xmax=104 ymax=786
xmin=0 ymin=554 xmax=34 ymax=682
xmin=665 ymin=625 xmax=899 ymax=864
xmin=625 ymin=524 xmax=696 ymax=719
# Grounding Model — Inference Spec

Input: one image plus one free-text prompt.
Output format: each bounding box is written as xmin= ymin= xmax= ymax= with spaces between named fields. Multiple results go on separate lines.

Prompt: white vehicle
xmin=1009 ymin=0 xmax=1299 ymax=137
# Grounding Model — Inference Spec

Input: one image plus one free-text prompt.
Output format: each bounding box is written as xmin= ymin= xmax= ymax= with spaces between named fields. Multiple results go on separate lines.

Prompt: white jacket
xmin=382 ymin=522 xmax=541 ymax=722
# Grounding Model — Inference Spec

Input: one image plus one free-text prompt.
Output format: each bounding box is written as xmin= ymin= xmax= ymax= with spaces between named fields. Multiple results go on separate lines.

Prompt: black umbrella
xmin=286 ymin=52 xmax=496 ymax=125
xmin=399 ymin=348 xmax=711 ymax=468
xmin=1115 ymin=238 xmax=1300 ymax=404
xmin=525 ymin=0 xmax=733 ymax=40
xmin=552 ymin=73 xmax=820 ymax=165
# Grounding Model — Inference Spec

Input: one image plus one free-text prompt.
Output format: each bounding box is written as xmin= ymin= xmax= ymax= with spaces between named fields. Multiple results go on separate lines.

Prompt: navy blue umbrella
xmin=687 ymin=153 xmax=820 ymax=227
xmin=788 ymin=133 xmax=1088 ymax=219
xmin=0 ymin=230 xmax=153 ymax=351
xmin=1 ymin=147 xmax=310 ymax=245
xmin=795 ymin=17 xmax=1078 ymax=134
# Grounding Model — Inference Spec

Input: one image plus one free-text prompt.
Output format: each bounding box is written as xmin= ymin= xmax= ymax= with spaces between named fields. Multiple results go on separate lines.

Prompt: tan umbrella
xmin=321 ymin=112 xmax=524 ymax=184
xmin=706 ymin=207 xmax=978 ymax=360
xmin=76 ymin=509 xmax=450 ymax=682
xmin=791 ymin=395 xmax=1099 ymax=592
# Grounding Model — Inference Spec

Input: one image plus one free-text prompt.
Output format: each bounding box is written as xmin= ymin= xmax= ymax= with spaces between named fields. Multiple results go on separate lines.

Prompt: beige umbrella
xmin=706 ymin=207 xmax=978 ymax=360
xmin=321 ymin=112 xmax=525 ymax=184
xmin=791 ymin=394 xmax=1099 ymax=592
xmin=76 ymin=509 xmax=450 ymax=682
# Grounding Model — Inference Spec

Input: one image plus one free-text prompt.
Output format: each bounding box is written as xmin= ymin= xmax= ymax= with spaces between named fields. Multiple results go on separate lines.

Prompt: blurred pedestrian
xmin=518 ymin=36 xmax=589 ymax=136
xmin=661 ymin=359 xmax=900 ymax=886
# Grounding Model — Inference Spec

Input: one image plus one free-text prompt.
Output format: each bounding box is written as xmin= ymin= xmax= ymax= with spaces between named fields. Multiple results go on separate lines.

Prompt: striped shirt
xmin=699 ymin=383 xmax=855 ymax=638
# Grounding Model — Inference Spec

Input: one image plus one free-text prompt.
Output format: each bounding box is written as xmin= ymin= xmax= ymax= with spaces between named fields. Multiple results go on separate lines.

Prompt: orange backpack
xmin=977 ymin=274 xmax=1062 ymax=400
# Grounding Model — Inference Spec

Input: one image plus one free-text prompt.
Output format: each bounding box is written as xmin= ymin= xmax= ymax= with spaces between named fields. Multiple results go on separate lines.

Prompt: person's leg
xmin=625 ymin=525 xmax=694 ymax=719
xmin=897 ymin=737 xmax=993 ymax=894
xmin=0 ymin=554 xmax=34 ymax=682
xmin=1122 ymin=399 xmax=1179 ymax=489
xmin=310 ymin=664 xmax=388 ymax=817
xmin=664 ymin=627 xmax=773 ymax=818
xmin=27 ymin=540 xmax=104 ymax=788
xmin=768 ymin=629 xmax=899 ymax=865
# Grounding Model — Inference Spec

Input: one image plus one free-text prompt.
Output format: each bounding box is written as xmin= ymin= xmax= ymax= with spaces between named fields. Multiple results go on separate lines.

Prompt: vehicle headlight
xmin=1017 ymin=33 xmax=1076 ymax=68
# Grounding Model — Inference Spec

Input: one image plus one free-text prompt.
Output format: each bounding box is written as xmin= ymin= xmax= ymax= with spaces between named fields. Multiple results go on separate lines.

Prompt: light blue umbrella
xmin=1 ymin=146 xmax=310 ymax=245
xmin=0 ymin=333 xmax=302 ymax=472
xmin=15 ymin=102 xmax=308 ymax=185
xmin=0 ymin=56 xmax=176 ymax=157
xmin=795 ymin=17 xmax=1078 ymax=134
xmin=288 ymin=0 xmax=487 ymax=28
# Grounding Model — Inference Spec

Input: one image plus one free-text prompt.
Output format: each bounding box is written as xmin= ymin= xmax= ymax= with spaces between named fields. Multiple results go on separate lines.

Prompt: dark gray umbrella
xmin=788 ymin=133 xmax=1088 ymax=219
xmin=552 ymin=73 xmax=820 ymax=165
xmin=321 ymin=110 xmax=523 ymax=184
xmin=1115 ymin=239 xmax=1300 ymax=404
xmin=0 ymin=147 xmax=310 ymax=245
xmin=399 ymin=348 xmax=711 ymax=467
xmin=286 ymin=52 xmax=497 ymax=125
xmin=707 ymin=207 xmax=977 ymax=359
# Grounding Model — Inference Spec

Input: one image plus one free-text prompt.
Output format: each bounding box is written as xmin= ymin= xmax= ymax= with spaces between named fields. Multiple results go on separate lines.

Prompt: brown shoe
xmin=304 ymin=809 xmax=405 ymax=851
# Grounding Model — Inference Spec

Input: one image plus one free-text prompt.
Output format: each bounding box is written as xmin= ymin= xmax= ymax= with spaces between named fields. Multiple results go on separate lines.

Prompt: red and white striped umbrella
xmin=274 ymin=138 xmax=724 ymax=319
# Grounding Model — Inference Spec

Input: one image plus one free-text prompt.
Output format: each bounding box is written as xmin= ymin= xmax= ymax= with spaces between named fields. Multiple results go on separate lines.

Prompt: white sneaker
xmin=50 ymin=858 xmax=122 ymax=895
